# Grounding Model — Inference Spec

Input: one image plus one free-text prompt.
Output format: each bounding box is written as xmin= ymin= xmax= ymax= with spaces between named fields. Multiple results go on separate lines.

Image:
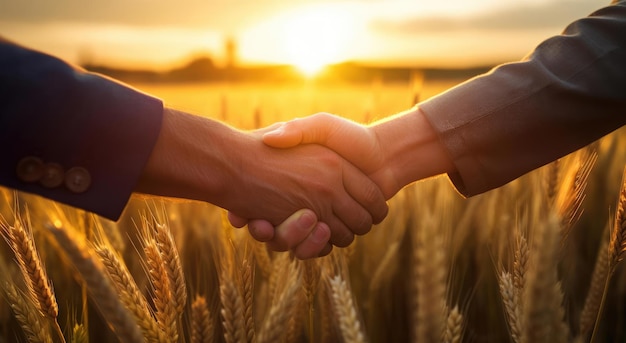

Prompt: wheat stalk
xmin=145 ymin=240 xmax=179 ymax=342
xmin=48 ymin=223 xmax=144 ymax=343
xmin=301 ymin=259 xmax=321 ymax=342
xmin=442 ymin=305 xmax=463 ymax=343
xmin=3 ymin=281 xmax=52 ymax=343
xmin=412 ymin=215 xmax=447 ymax=343
xmin=220 ymin=270 xmax=247 ymax=343
xmin=3 ymin=219 xmax=67 ymax=343
xmin=96 ymin=246 xmax=167 ymax=342
xmin=521 ymin=215 xmax=568 ymax=343
xmin=513 ymin=234 xmax=528 ymax=293
xmin=240 ymin=259 xmax=256 ymax=343
xmin=545 ymin=160 xmax=560 ymax=204
xmin=579 ymin=222 xmax=609 ymax=337
xmin=155 ymin=223 xmax=187 ymax=315
xmin=257 ymin=261 xmax=301 ymax=343
xmin=251 ymin=239 xmax=272 ymax=279
xmin=609 ymin=167 xmax=626 ymax=273
xmin=556 ymin=151 xmax=597 ymax=239
xmin=5 ymin=220 xmax=58 ymax=319
xmin=329 ymin=274 xmax=365 ymax=343
xmin=499 ymin=271 xmax=522 ymax=343
xmin=589 ymin=169 xmax=626 ymax=342
xmin=191 ymin=295 xmax=214 ymax=343
xmin=72 ymin=324 xmax=89 ymax=343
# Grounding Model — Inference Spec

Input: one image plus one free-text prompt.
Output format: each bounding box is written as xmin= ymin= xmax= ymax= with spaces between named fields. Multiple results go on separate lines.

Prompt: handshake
xmin=218 ymin=109 xmax=453 ymax=259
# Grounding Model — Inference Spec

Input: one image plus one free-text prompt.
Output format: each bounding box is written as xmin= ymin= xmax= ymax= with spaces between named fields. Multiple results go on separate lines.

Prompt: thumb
xmin=263 ymin=113 xmax=341 ymax=148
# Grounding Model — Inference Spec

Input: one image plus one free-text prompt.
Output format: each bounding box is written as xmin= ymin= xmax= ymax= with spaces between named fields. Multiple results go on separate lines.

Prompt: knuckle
xmin=362 ymin=182 xmax=384 ymax=207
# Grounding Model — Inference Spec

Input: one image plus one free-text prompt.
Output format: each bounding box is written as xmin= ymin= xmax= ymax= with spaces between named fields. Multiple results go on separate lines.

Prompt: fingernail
xmin=297 ymin=211 xmax=315 ymax=230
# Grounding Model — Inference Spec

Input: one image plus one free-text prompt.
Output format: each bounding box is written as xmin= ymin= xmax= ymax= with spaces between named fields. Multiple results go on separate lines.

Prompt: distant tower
xmin=225 ymin=36 xmax=237 ymax=69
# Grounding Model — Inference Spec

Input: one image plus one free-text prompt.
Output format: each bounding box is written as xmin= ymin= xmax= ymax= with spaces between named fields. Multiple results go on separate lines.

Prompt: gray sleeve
xmin=419 ymin=0 xmax=626 ymax=196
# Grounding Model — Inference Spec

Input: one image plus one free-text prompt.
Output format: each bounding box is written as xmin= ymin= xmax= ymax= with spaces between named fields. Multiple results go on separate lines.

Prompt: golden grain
xmin=48 ymin=223 xmax=144 ymax=343
xmin=191 ymin=295 xmax=214 ymax=343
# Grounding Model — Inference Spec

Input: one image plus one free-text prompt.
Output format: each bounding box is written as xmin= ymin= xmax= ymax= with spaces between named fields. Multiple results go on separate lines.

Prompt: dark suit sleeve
xmin=419 ymin=0 xmax=626 ymax=196
xmin=0 ymin=41 xmax=163 ymax=220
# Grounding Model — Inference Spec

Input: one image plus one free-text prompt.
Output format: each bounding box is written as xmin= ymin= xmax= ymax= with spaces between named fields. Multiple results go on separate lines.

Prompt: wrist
xmin=372 ymin=107 xmax=454 ymax=195
xmin=136 ymin=107 xmax=243 ymax=204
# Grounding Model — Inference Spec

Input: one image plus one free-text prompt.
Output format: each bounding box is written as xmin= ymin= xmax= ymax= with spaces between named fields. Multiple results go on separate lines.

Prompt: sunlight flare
xmin=243 ymin=4 xmax=361 ymax=76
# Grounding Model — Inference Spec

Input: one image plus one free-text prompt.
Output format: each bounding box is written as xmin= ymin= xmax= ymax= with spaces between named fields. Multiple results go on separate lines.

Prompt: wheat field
xmin=2 ymin=79 xmax=626 ymax=343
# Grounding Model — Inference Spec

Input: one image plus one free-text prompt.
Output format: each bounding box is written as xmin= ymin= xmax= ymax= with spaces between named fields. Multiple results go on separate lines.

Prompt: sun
xmin=279 ymin=6 xmax=358 ymax=76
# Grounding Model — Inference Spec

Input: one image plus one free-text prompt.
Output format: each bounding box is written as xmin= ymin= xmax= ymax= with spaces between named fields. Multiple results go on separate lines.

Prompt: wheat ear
xmin=590 ymin=168 xmax=626 ymax=342
xmin=240 ymin=259 xmax=256 ymax=343
xmin=513 ymin=234 xmax=529 ymax=292
xmin=155 ymin=223 xmax=187 ymax=315
xmin=579 ymin=223 xmax=609 ymax=337
xmin=521 ymin=216 xmax=568 ymax=343
xmin=329 ymin=274 xmax=366 ymax=343
xmin=191 ymin=295 xmax=214 ymax=343
xmin=556 ymin=151 xmax=596 ymax=238
xmin=4 ymin=220 xmax=67 ymax=343
xmin=96 ymin=246 xmax=167 ymax=343
xmin=145 ymin=240 xmax=179 ymax=342
xmin=6 ymin=221 xmax=57 ymax=319
xmin=72 ymin=324 xmax=89 ymax=343
xmin=48 ymin=223 xmax=144 ymax=343
xmin=609 ymin=167 xmax=626 ymax=274
xmin=499 ymin=271 xmax=522 ymax=343
xmin=3 ymin=281 xmax=52 ymax=343
xmin=257 ymin=262 xmax=302 ymax=343
xmin=219 ymin=270 xmax=247 ymax=343
xmin=442 ymin=305 xmax=463 ymax=343
xmin=412 ymin=215 xmax=447 ymax=343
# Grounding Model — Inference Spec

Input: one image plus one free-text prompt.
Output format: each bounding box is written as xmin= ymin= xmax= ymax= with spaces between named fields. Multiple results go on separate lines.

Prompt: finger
xmin=327 ymin=161 xmax=388 ymax=235
xmin=292 ymin=222 xmax=331 ymax=260
xmin=326 ymin=215 xmax=355 ymax=248
xmin=252 ymin=121 xmax=285 ymax=136
xmin=263 ymin=113 xmax=378 ymax=172
xmin=247 ymin=219 xmax=276 ymax=242
xmin=331 ymin=197 xmax=372 ymax=237
xmin=318 ymin=243 xmax=333 ymax=257
xmin=273 ymin=209 xmax=318 ymax=249
xmin=342 ymin=161 xmax=389 ymax=225
xmin=228 ymin=212 xmax=249 ymax=228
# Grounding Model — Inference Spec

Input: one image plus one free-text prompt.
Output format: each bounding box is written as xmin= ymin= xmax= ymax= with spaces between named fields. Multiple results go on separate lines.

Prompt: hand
xmin=137 ymin=108 xmax=388 ymax=247
xmin=233 ymin=209 xmax=333 ymax=259
xmin=262 ymin=110 xmax=454 ymax=197
xmin=263 ymin=113 xmax=395 ymax=196
xmin=235 ymin=109 xmax=455 ymax=256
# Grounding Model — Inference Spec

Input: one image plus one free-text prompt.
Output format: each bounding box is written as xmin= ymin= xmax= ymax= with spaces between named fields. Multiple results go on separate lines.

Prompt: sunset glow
xmin=281 ymin=6 xmax=359 ymax=75
xmin=0 ymin=0 xmax=610 ymax=69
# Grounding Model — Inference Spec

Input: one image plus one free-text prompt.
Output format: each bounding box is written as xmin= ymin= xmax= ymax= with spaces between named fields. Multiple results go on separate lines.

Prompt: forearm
xmin=136 ymin=107 xmax=245 ymax=207
xmin=419 ymin=1 xmax=626 ymax=196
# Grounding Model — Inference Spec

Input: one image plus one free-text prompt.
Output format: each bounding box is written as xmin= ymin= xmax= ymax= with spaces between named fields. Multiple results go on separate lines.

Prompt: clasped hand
xmin=230 ymin=113 xmax=403 ymax=259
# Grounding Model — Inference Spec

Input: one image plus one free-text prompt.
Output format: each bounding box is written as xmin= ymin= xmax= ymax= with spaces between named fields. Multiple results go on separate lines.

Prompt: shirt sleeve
xmin=418 ymin=0 xmax=626 ymax=197
xmin=0 ymin=40 xmax=164 ymax=220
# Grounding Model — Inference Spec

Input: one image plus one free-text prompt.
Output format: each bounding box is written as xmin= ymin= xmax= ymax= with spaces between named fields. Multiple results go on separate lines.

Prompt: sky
xmin=0 ymin=0 xmax=612 ymax=72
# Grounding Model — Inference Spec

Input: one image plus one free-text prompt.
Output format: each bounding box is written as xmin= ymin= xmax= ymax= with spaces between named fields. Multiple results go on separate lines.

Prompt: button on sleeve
xmin=64 ymin=167 xmax=91 ymax=193
xmin=16 ymin=157 xmax=44 ymax=183
xmin=39 ymin=163 xmax=64 ymax=188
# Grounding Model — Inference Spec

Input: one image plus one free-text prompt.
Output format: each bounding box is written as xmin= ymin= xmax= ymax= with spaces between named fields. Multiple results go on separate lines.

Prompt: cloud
xmin=0 ymin=0 xmax=288 ymax=30
xmin=370 ymin=0 xmax=610 ymax=34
